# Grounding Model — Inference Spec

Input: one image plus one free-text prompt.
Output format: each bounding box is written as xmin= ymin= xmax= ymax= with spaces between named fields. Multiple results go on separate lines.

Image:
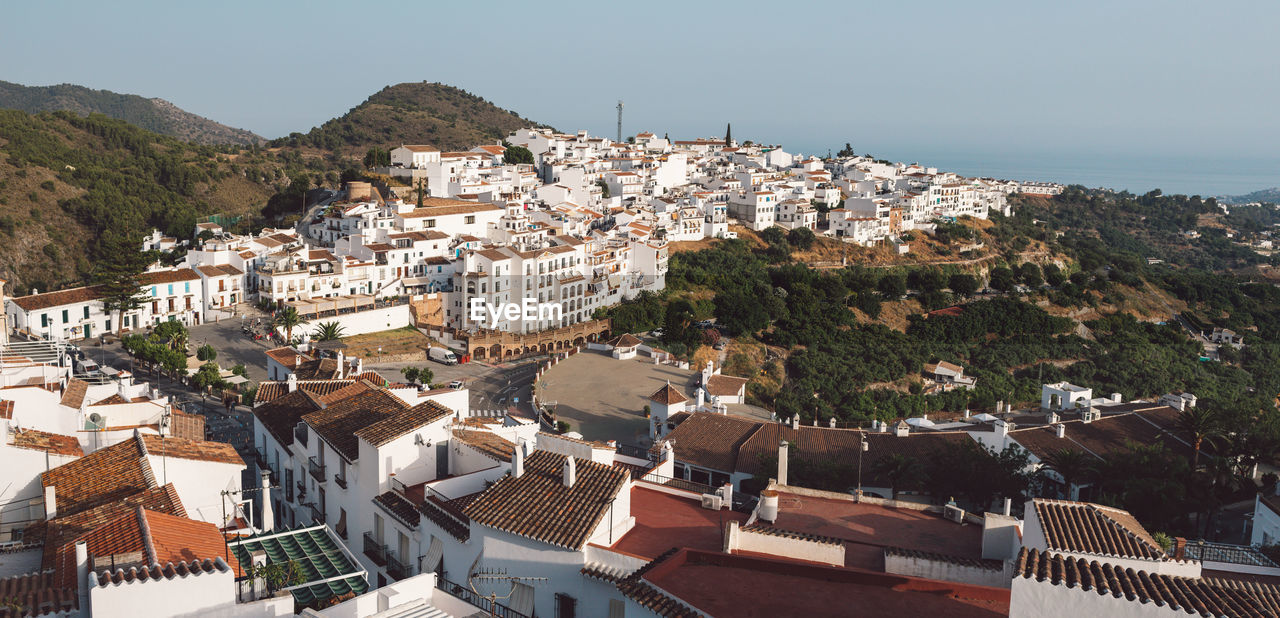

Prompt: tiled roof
xmin=60 ymin=378 xmax=88 ymax=408
xmin=293 ymin=358 xmax=342 ymax=380
xmin=606 ymin=333 xmax=642 ymax=348
xmin=302 ymin=388 xmax=411 ymax=460
xmin=401 ymin=201 xmax=502 ymax=218
xmin=374 ymin=491 xmax=421 ymax=528
xmin=1009 ymin=410 xmax=1191 ymax=462
xmin=735 ymin=423 xmax=971 ymax=486
xmin=139 ymin=435 xmax=244 ymax=466
xmin=740 ymin=523 xmax=845 ymax=548
xmin=464 ymin=450 xmax=628 ymax=550
xmin=89 ymin=393 xmax=130 ymax=406
xmin=649 ymin=382 xmax=688 ymax=405
xmin=251 ymin=389 xmax=322 ymax=452
xmin=95 ymin=558 xmax=229 ymax=587
xmin=43 ymin=485 xmax=187 ymax=587
xmin=659 ymin=413 xmax=763 ymax=473
xmin=10 ymin=429 xmax=83 ymax=457
xmin=168 ymin=410 xmax=205 ymax=441
xmin=11 ymin=285 xmax=105 ymax=312
xmin=139 ymin=268 xmax=199 ymax=285
xmin=255 ymin=378 xmax=367 ymax=404
xmin=703 ymin=374 xmax=748 ymax=398
xmin=41 ymin=435 xmax=157 ymax=519
xmin=264 ymin=347 xmax=307 ymax=369
xmin=356 ymin=400 xmax=453 ymax=447
xmin=0 ymin=570 xmax=76 ymax=618
xmin=1032 ymin=498 xmax=1166 ymax=560
xmin=453 ymin=429 xmax=516 ymax=462
xmin=1016 ymin=547 xmax=1280 ymax=617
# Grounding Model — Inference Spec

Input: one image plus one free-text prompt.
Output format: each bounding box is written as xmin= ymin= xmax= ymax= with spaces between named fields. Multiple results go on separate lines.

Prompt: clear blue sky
xmin=4 ymin=1 xmax=1278 ymax=193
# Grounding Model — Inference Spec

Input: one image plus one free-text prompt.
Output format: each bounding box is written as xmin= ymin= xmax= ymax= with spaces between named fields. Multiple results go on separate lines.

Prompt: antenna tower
xmin=616 ymin=100 xmax=624 ymax=143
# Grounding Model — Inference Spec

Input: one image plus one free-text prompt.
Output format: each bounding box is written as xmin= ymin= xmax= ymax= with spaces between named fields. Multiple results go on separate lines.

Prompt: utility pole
xmin=616 ymin=100 xmax=624 ymax=143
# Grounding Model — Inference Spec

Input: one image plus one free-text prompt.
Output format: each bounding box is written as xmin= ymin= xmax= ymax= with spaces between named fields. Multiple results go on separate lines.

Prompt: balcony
xmin=386 ymin=553 xmax=410 ymax=581
xmin=308 ymin=503 xmax=325 ymax=524
xmin=308 ymin=456 xmax=327 ymax=483
xmin=334 ymin=472 xmax=348 ymax=490
xmin=363 ymin=532 xmax=388 ymax=566
xmin=254 ymin=446 xmax=268 ymax=468
xmin=294 ymin=425 xmax=309 ymax=448
xmin=296 ymin=480 xmax=306 ymax=501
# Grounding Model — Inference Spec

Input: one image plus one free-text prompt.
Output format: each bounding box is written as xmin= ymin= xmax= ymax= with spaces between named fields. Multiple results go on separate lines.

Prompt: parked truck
xmin=429 ymin=347 xmax=459 ymax=365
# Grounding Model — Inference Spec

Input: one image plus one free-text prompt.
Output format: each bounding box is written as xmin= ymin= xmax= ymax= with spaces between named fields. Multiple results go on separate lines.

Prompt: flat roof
xmin=609 ymin=486 xmax=748 ymax=559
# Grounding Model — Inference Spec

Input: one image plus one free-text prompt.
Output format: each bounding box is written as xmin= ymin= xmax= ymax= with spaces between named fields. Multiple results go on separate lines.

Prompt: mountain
xmin=1220 ymin=187 xmax=1280 ymax=205
xmin=272 ymin=81 xmax=551 ymax=154
xmin=0 ymin=80 xmax=264 ymax=146
xmin=0 ymin=109 xmax=288 ymax=294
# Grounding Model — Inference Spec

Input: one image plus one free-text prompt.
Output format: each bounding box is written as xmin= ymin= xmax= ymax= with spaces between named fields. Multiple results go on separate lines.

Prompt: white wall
xmin=1009 ymin=576 xmax=1177 ymax=618
xmin=89 ymin=560 xmax=237 ymax=618
xmin=1253 ymin=495 xmax=1280 ymax=546
xmin=884 ymin=551 xmax=1010 ymax=589
xmin=724 ymin=521 xmax=844 ymax=567
xmin=146 ymin=456 xmax=244 ymax=525
xmin=291 ymin=306 xmax=412 ymax=341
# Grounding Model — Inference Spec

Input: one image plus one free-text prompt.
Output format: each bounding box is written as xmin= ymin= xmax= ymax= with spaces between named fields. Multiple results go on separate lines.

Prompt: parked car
xmin=713 ymin=340 xmax=727 ymax=351
xmin=448 ymin=380 xmax=464 ymax=390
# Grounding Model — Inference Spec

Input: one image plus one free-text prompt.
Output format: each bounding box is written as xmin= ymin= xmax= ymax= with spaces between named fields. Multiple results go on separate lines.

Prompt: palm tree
xmin=869 ymin=453 xmax=922 ymax=501
xmin=313 ymin=321 xmax=346 ymax=342
xmin=1040 ymin=448 xmax=1097 ymax=500
xmin=1175 ymin=407 xmax=1222 ymax=470
xmin=273 ymin=307 xmax=308 ymax=344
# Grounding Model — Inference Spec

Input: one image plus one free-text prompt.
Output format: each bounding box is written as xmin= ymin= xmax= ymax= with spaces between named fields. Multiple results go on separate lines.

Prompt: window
xmin=555 ymin=593 xmax=577 ymax=618
xmin=184 ymin=282 xmax=190 ymax=293
xmin=167 ymin=284 xmax=174 ymax=296
xmin=41 ymin=314 xmax=48 ymax=328
xmin=609 ymin=599 xmax=625 ymax=618
xmin=83 ymin=306 xmax=89 ymax=320
xmin=465 ymin=215 xmax=476 ymax=224
xmin=426 ymin=219 xmax=436 ymax=228
xmin=62 ymin=309 xmax=68 ymax=324
xmin=374 ymin=514 xmax=384 ymax=544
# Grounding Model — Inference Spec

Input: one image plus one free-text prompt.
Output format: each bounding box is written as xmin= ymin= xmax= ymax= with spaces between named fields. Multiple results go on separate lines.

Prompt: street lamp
xmin=857 ymin=433 xmax=869 ymax=498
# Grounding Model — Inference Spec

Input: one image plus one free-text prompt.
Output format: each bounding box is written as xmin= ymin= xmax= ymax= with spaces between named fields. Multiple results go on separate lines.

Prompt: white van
xmin=429 ymin=347 xmax=459 ymax=365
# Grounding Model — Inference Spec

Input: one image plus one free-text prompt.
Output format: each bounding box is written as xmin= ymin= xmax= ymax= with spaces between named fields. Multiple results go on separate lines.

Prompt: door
xmin=436 ymin=442 xmax=449 ymax=478
xmin=83 ymin=324 xmax=90 ymax=339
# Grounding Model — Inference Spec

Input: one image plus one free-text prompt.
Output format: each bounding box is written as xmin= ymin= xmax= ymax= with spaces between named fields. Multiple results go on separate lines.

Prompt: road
xmin=365 ymin=358 xmax=540 ymax=416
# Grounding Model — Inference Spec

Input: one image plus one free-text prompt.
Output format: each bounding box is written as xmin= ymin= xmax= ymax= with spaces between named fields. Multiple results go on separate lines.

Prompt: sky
xmin=3 ymin=0 xmax=1279 ymax=194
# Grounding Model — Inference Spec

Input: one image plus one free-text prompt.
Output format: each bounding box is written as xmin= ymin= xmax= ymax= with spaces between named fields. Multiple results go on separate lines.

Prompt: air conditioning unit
xmin=700 ymin=494 xmax=723 ymax=511
xmin=944 ymin=504 xmax=966 ymax=524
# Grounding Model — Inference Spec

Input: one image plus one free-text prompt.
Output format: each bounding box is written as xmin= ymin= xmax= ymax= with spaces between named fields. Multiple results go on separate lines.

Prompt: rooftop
xmin=609 ymin=486 xmax=747 ymax=560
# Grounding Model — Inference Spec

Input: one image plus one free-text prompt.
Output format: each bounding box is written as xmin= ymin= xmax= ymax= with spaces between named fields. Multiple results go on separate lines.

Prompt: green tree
xmin=196 ymin=344 xmax=217 ymax=362
xmin=401 ymin=366 xmax=434 ymax=386
xmin=877 ymin=273 xmax=907 ymax=299
xmin=313 ymin=321 xmax=347 ymax=341
xmin=94 ymin=231 xmax=153 ymax=335
xmin=870 ymin=453 xmax=922 ymax=500
xmin=273 ymin=307 xmax=307 ymax=344
xmin=151 ymin=321 xmax=188 ymax=351
xmin=596 ymin=179 xmax=611 ymax=199
xmin=989 ymin=267 xmax=1016 ymax=292
xmin=401 ymin=367 xmax=420 ymax=385
xmin=949 ymin=274 xmax=979 ymax=297
xmin=787 ymin=227 xmax=815 ymax=250
xmin=190 ymin=362 xmax=225 ymax=392
xmin=363 ymin=147 xmax=390 ymax=168
xmin=1019 ymin=263 xmax=1044 ymax=287
xmin=1175 ymin=407 xmax=1222 ymax=470
xmin=503 ymin=145 xmax=534 ymax=165
xmin=1040 ymin=448 xmax=1096 ymax=499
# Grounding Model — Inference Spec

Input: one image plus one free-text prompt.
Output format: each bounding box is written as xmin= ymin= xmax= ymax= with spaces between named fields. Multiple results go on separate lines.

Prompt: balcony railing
xmin=296 ymin=480 xmax=306 ymax=501
xmin=294 ymin=425 xmax=309 ymax=448
xmin=308 ymin=457 xmax=327 ymax=483
xmin=386 ymin=553 xmax=410 ymax=581
xmin=309 ymin=503 xmax=325 ymax=524
xmin=436 ymin=577 xmax=531 ymax=618
xmin=254 ymin=446 xmax=268 ymax=468
xmin=363 ymin=532 xmax=388 ymax=566
xmin=334 ymin=472 xmax=348 ymax=489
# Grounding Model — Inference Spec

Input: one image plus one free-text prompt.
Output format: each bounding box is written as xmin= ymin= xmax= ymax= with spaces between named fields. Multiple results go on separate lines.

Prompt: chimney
xmin=44 ymin=485 xmax=57 ymax=520
xmin=287 ymin=373 xmax=297 ymax=393
xmin=353 ymin=357 xmax=364 ymax=376
xmin=1003 ymin=498 xmax=1012 ymax=516
xmin=512 ymin=439 xmax=525 ymax=479
xmin=964 ymin=409 xmax=970 ymax=419
xmin=75 ymin=541 xmax=89 ymax=612
xmin=791 ymin=415 xmax=799 ymax=430
xmin=994 ymin=419 xmax=1010 ymax=437
xmin=562 ymin=456 xmax=576 ymax=488
xmin=894 ymin=421 xmax=910 ymax=437
xmin=828 ymin=417 xmax=836 ymax=428
xmin=259 ymin=469 xmax=273 ymax=533
xmin=777 ymin=440 xmax=789 ymax=486
xmin=295 ymin=354 xmax=302 ymax=368
xmin=336 ymin=351 xmax=345 ymax=379
xmin=1173 ymin=537 xmax=1187 ymax=560
xmin=1055 ymin=423 xmax=1066 ymax=438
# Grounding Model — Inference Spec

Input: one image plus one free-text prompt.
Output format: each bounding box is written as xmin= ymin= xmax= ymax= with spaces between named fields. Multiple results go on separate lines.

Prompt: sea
xmin=832 ymin=149 xmax=1280 ymax=199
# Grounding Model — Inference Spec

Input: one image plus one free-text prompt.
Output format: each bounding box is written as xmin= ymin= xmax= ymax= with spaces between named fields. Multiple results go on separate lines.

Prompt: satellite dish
xmin=88 ymin=413 xmax=103 ymax=425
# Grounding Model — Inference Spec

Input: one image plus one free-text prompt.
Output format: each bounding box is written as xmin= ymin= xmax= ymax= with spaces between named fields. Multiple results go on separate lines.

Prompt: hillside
xmin=1221 ymin=187 xmax=1280 ymax=205
xmin=0 ymin=109 xmax=287 ymax=294
xmin=271 ymin=81 xmax=551 ymax=155
xmin=0 ymin=81 xmax=264 ymax=146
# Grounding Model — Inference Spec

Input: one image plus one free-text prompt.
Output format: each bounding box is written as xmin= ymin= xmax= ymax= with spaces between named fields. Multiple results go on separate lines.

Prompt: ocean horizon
xmin=794 ymin=146 xmax=1280 ymax=198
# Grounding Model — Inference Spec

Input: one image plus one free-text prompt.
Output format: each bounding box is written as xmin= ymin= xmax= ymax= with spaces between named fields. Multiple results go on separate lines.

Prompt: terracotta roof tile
xmin=356 ymin=400 xmax=453 ymax=447
xmin=168 ymin=410 xmax=205 ymax=441
xmin=658 ymin=413 xmax=763 ymax=473
xmin=10 ymin=429 xmax=83 ymax=457
xmin=453 ymin=430 xmax=516 ymax=462
xmin=251 ymin=388 xmax=323 ymax=451
xmin=60 ymin=379 xmax=89 ymax=408
xmin=302 ymin=389 xmax=410 ymax=460
xmin=1032 ymin=499 xmax=1166 ymax=561
xmin=703 ymin=374 xmax=748 ymax=398
xmin=464 ymin=450 xmax=628 ymax=549
xmin=0 ymin=570 xmax=77 ymax=617
xmin=649 ymin=383 xmax=688 ymax=406
xmin=139 ymin=435 xmax=244 ymax=466
xmin=40 ymin=484 xmax=186 ymax=587
xmin=41 ymin=436 xmax=156 ymax=518
xmin=1015 ymin=547 xmax=1280 ymax=616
